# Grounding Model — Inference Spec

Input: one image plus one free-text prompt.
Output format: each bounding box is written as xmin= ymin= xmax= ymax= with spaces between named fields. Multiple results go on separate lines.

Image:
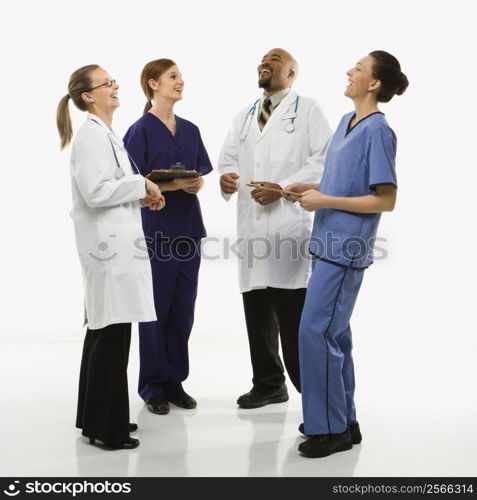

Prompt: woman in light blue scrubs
xmin=284 ymin=51 xmax=409 ymax=458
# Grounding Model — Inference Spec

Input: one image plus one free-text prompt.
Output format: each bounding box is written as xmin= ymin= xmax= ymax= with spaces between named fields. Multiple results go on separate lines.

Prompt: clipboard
xmin=246 ymin=182 xmax=303 ymax=198
xmin=147 ymin=166 xmax=202 ymax=182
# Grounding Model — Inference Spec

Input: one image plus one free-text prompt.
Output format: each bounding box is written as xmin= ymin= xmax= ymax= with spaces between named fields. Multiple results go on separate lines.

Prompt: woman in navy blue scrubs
xmin=124 ymin=59 xmax=213 ymax=415
xmin=285 ymin=51 xmax=408 ymax=458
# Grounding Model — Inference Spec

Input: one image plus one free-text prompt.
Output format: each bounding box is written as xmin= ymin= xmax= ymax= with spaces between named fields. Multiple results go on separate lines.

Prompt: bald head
xmin=258 ymin=48 xmax=298 ymax=95
xmin=268 ymin=48 xmax=298 ymax=74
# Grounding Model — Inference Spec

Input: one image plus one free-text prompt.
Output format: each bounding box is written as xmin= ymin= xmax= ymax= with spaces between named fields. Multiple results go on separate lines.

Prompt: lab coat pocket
xmin=94 ymin=221 xmax=150 ymax=276
xmin=270 ymin=133 xmax=299 ymax=163
xmin=267 ymin=198 xmax=308 ymax=239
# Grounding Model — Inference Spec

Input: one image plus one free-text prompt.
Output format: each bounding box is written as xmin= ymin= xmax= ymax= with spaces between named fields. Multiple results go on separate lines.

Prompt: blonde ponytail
xmin=56 ymin=64 xmax=99 ymax=150
xmin=56 ymin=94 xmax=73 ymax=150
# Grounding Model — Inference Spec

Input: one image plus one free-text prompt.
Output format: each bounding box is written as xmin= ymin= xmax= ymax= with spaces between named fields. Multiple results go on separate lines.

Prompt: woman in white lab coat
xmin=56 ymin=64 xmax=165 ymax=449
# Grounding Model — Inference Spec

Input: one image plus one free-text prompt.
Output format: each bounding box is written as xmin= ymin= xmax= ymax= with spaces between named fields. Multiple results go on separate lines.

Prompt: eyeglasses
xmin=85 ymin=77 xmax=116 ymax=92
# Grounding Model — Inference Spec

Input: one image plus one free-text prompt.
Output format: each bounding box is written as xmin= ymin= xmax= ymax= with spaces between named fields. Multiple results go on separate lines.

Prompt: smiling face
xmin=148 ymin=65 xmax=184 ymax=103
xmin=83 ymin=67 xmax=120 ymax=112
xmin=345 ymin=55 xmax=381 ymax=101
xmin=257 ymin=48 xmax=296 ymax=94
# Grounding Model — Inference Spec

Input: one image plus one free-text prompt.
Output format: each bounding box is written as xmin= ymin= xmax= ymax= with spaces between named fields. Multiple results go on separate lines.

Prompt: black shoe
xmin=298 ymin=428 xmax=352 ymax=458
xmin=349 ymin=421 xmax=362 ymax=444
xmin=167 ymin=388 xmax=197 ymax=409
xmin=298 ymin=421 xmax=362 ymax=444
xmin=129 ymin=423 xmax=138 ymax=432
xmin=146 ymin=396 xmax=170 ymax=415
xmin=88 ymin=437 xmax=140 ymax=450
xmin=237 ymin=385 xmax=289 ymax=409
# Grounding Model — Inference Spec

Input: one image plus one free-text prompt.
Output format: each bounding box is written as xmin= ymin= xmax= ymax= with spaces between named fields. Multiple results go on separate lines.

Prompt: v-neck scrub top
xmin=309 ymin=111 xmax=397 ymax=268
xmin=123 ymin=113 xmax=213 ymax=238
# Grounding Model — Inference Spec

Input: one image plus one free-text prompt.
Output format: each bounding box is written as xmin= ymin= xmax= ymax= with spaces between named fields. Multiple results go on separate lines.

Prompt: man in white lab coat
xmin=218 ymin=48 xmax=332 ymax=408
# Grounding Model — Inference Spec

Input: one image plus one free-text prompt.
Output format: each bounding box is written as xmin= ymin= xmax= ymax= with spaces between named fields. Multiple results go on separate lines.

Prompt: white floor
xmin=1 ymin=330 xmax=476 ymax=477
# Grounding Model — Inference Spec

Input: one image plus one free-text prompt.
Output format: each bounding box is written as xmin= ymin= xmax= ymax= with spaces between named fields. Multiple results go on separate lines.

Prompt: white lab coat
xmin=69 ymin=113 xmax=157 ymax=330
xmin=218 ymin=90 xmax=332 ymax=293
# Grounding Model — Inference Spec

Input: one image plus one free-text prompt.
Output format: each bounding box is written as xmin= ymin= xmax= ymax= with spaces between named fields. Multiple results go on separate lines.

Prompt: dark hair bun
xmin=369 ymin=50 xmax=409 ymax=102
xmin=396 ymin=72 xmax=409 ymax=96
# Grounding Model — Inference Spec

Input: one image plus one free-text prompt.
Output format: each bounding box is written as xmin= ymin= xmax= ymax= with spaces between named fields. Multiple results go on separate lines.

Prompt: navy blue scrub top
xmin=123 ymin=113 xmax=213 ymax=238
xmin=309 ymin=111 xmax=398 ymax=268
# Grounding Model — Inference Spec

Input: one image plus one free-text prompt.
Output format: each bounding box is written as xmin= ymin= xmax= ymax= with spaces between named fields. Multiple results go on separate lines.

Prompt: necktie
xmin=258 ymin=97 xmax=272 ymax=131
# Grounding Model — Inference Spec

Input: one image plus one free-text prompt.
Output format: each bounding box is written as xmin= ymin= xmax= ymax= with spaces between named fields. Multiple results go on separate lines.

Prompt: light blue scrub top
xmin=309 ymin=111 xmax=397 ymax=268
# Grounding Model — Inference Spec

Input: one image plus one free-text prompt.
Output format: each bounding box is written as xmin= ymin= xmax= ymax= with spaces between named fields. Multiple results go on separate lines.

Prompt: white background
xmin=0 ymin=0 xmax=476 ymax=477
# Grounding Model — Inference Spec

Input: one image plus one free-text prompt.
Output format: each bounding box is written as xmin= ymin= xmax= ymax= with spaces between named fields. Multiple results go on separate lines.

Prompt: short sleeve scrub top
xmin=124 ymin=113 xmax=213 ymax=402
xmin=299 ymin=111 xmax=397 ymax=436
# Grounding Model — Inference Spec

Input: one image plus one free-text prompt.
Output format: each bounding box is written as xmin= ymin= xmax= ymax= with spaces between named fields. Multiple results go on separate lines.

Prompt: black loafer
xmin=237 ymin=385 xmax=289 ymax=409
xmin=298 ymin=428 xmax=352 ymax=458
xmin=129 ymin=423 xmax=138 ymax=432
xmin=146 ymin=396 xmax=170 ymax=415
xmin=88 ymin=436 xmax=140 ymax=450
xmin=298 ymin=421 xmax=362 ymax=444
xmin=167 ymin=388 xmax=197 ymax=409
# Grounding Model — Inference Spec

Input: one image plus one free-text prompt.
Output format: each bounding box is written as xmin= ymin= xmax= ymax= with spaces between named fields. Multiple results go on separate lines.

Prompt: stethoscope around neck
xmin=91 ymin=116 xmax=141 ymax=179
xmin=239 ymin=95 xmax=300 ymax=141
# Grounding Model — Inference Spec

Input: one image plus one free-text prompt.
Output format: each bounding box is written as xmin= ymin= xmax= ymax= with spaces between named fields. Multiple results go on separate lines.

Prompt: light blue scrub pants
xmin=299 ymin=258 xmax=365 ymax=435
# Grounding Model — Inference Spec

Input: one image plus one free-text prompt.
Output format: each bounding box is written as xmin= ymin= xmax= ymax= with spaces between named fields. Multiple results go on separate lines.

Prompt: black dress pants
xmin=76 ymin=323 xmax=131 ymax=446
xmin=242 ymin=287 xmax=305 ymax=393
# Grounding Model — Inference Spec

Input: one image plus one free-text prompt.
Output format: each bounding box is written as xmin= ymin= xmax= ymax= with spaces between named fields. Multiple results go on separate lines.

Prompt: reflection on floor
xmin=1 ymin=332 xmax=476 ymax=477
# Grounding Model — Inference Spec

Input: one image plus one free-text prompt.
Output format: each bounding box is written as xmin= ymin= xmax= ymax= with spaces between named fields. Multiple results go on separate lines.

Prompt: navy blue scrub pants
xmin=138 ymin=237 xmax=201 ymax=402
xmin=299 ymin=258 xmax=364 ymax=435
